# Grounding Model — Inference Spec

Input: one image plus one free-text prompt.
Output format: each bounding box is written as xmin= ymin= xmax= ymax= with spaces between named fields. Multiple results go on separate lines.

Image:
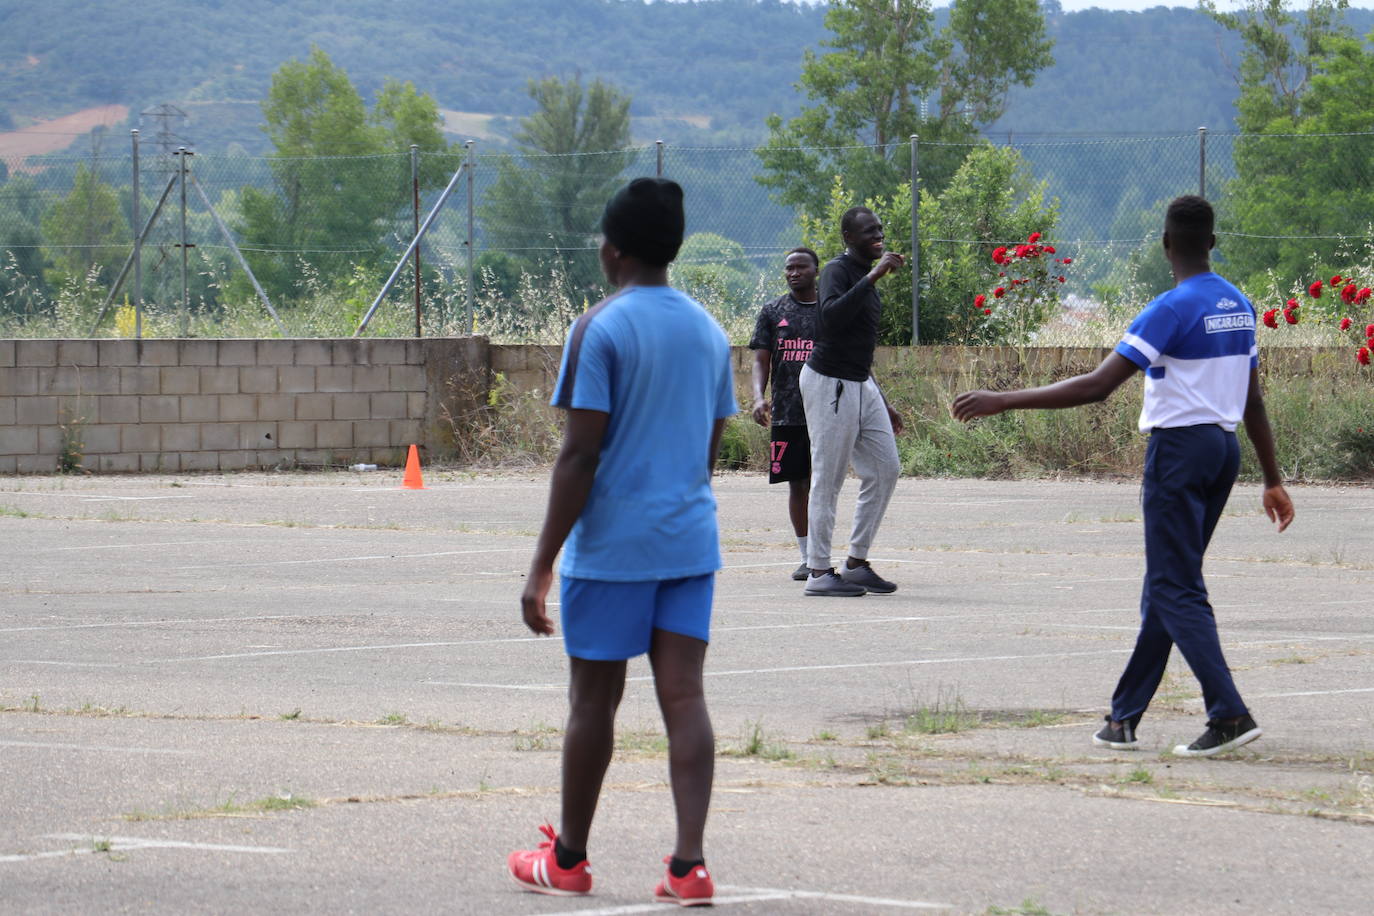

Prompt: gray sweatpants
xmin=799 ymin=364 xmax=900 ymax=570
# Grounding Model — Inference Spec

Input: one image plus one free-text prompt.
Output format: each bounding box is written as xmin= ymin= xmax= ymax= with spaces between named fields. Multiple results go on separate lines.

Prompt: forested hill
xmin=4 ymin=0 xmax=1374 ymax=150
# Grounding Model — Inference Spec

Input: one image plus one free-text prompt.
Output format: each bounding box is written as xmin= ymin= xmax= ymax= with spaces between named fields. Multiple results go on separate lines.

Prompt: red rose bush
xmin=1266 ymin=270 xmax=1374 ymax=367
xmin=972 ymin=231 xmax=1072 ymax=342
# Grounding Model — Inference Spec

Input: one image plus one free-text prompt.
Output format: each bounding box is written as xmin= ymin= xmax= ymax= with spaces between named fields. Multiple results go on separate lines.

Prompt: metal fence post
xmin=411 ymin=144 xmax=422 ymax=337
xmin=176 ymin=147 xmax=191 ymax=336
xmin=465 ymin=140 xmax=475 ymax=336
xmin=1198 ymin=126 xmax=1207 ymax=198
xmin=131 ymin=129 xmax=142 ymax=339
xmin=910 ymin=134 xmax=919 ymax=346
xmin=656 ymin=139 xmax=664 ymax=178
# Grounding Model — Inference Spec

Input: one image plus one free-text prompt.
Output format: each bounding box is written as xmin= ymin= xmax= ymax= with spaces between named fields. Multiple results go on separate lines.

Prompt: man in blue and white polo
xmin=951 ymin=195 xmax=1295 ymax=758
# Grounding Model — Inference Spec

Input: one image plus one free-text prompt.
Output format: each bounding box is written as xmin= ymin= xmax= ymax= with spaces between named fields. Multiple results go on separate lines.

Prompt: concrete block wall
xmin=0 ymin=338 xmax=1347 ymax=475
xmin=0 ymin=339 xmax=430 ymax=474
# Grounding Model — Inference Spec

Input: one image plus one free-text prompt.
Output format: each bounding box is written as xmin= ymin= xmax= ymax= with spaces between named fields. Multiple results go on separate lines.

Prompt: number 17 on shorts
xmin=767 ymin=425 xmax=811 ymax=485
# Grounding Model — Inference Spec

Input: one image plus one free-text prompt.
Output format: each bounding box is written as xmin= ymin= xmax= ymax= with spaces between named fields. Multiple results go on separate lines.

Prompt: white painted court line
xmin=171 ymin=546 xmax=520 ymax=570
xmin=539 ymin=885 xmax=950 ymax=914
xmin=153 ymin=634 xmax=553 ymax=662
xmin=0 ymin=740 xmax=197 ymax=756
xmin=0 ymin=614 xmax=306 ymax=633
xmin=0 ymin=834 xmax=293 ymax=864
xmin=430 ymin=647 xmax=1139 ymax=691
xmin=78 ymin=495 xmax=196 ymax=503
xmin=432 ymin=630 xmax=1374 ymax=692
xmin=1219 ymin=686 xmax=1374 ymax=701
xmin=51 ymin=538 xmax=254 ymax=552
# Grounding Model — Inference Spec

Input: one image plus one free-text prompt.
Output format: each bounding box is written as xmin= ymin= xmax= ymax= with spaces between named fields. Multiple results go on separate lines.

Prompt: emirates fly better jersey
xmin=1114 ymin=272 xmax=1258 ymax=434
xmin=748 ymin=293 xmax=817 ymax=427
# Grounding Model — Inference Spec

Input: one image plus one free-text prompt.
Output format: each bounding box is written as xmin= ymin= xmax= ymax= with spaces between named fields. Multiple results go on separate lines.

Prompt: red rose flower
xmin=1331 ymin=275 xmax=1342 ymax=286
xmin=1358 ymin=288 xmax=1372 ymax=304
xmin=1027 ymin=232 xmax=1041 ymax=244
xmin=993 ymin=287 xmax=1005 ymax=298
xmin=1366 ymin=323 xmax=1374 ymax=337
xmin=1262 ymin=309 xmax=1279 ymax=329
xmin=1058 ymin=276 xmax=1066 ymax=283
xmin=1286 ymin=298 xmax=1298 ymax=310
xmin=1309 ymin=281 xmax=1323 ymax=298
xmin=983 ymin=308 xmax=992 ymax=315
xmin=1062 ymin=257 xmax=1073 ymax=264
xmin=1044 ymin=245 xmax=1056 ymax=254
xmin=1342 ymin=283 xmax=1358 ymax=304
xmin=1014 ymin=245 xmax=1029 ymax=258
xmin=1359 ymin=347 xmax=1371 ymax=366
xmin=1284 ymin=308 xmax=1299 ymax=325
xmin=998 ymin=271 xmax=1006 ymax=277
xmin=1340 ymin=317 xmax=1352 ymax=330
xmin=992 ymin=247 xmax=1008 ymax=264
xmin=974 ymin=294 xmax=986 ymax=308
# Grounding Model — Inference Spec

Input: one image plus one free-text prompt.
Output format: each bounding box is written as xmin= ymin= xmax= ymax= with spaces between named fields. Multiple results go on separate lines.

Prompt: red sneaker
xmin=506 ymin=824 xmax=592 ymax=897
xmin=653 ymin=856 xmax=713 ymax=907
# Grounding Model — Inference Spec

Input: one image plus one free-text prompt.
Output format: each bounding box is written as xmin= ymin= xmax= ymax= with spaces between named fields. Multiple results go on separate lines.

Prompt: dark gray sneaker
xmin=839 ymin=562 xmax=897 ymax=594
xmin=804 ymin=570 xmax=867 ymax=597
xmin=1091 ymin=716 xmax=1138 ymax=750
xmin=1172 ymin=714 xmax=1262 ymax=757
xmin=791 ymin=563 xmax=811 ymax=581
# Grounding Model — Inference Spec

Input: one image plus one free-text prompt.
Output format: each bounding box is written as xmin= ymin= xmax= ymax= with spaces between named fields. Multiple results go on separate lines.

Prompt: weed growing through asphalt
xmin=1017 ymin=709 xmax=1067 ymax=728
xmin=987 ymin=899 xmax=1059 ymax=916
xmin=616 ymin=728 xmax=669 ymax=755
xmin=279 ymin=709 xmax=303 ymax=720
xmin=904 ymin=692 xmax=979 ymax=735
xmin=376 ymin=712 xmax=408 ymax=726
xmin=1124 ymin=767 xmax=1153 ymax=785
xmin=724 ymin=720 xmax=793 ymax=761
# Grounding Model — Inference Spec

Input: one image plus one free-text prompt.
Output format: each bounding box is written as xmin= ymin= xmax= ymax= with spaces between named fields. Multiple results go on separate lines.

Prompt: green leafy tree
xmin=802 ymin=145 xmax=1057 ymax=344
xmin=479 ymin=76 xmax=632 ymax=294
xmin=40 ymin=163 xmax=125 ymax=287
xmin=1206 ymin=1 xmax=1374 ymax=289
xmin=671 ymin=232 xmax=753 ymax=312
xmin=237 ymin=47 xmax=453 ymax=301
xmin=758 ymin=0 xmax=1054 ymax=217
xmin=0 ymin=175 xmax=49 ymax=316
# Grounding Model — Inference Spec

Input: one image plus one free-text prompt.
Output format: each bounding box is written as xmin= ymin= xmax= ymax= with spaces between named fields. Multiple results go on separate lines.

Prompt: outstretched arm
xmin=1241 ymin=367 xmax=1294 ymax=533
xmin=951 ymin=353 xmax=1139 ymax=421
xmin=520 ymin=408 xmax=610 ymax=635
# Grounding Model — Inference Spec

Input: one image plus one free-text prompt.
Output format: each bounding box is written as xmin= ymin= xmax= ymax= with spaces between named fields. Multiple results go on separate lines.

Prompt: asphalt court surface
xmin=2 ymin=470 xmax=1373 ymax=914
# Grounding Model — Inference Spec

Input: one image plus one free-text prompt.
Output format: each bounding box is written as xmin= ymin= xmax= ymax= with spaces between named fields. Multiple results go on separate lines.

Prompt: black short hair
xmin=840 ymin=206 xmax=874 ymax=238
xmin=1164 ymin=195 xmax=1214 ymax=258
xmin=785 ymin=246 xmax=819 ymax=268
xmin=600 ymin=177 xmax=685 ymax=267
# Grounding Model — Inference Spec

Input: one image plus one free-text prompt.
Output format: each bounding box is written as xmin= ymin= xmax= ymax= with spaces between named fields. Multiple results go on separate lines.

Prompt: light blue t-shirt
xmin=552 ymin=285 xmax=738 ymax=582
xmin=1115 ymin=272 xmax=1259 ymax=434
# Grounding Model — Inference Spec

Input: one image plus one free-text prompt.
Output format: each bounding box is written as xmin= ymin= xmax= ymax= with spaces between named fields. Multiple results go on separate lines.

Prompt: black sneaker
xmin=1091 ymin=716 xmax=1138 ymax=750
xmin=804 ymin=570 xmax=867 ymax=597
xmin=839 ymin=561 xmax=897 ymax=594
xmin=791 ymin=563 xmax=811 ymax=581
xmin=1172 ymin=714 xmax=1262 ymax=758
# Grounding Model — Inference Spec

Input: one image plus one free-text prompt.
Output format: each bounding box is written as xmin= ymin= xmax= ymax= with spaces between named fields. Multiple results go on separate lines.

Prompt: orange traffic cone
xmin=401 ymin=444 xmax=425 ymax=490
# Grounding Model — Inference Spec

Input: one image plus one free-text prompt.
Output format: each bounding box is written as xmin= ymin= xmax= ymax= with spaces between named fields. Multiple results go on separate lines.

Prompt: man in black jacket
xmin=799 ymin=206 xmax=905 ymax=597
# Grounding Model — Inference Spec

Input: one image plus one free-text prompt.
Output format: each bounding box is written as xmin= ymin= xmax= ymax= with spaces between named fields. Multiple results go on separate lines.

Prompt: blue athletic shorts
xmin=559 ymin=573 xmax=714 ymax=661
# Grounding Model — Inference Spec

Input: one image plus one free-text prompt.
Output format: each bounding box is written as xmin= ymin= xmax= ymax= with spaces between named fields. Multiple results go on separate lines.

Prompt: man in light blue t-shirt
xmin=506 ymin=178 xmax=735 ymax=907
xmin=952 ymin=196 xmax=1294 ymax=759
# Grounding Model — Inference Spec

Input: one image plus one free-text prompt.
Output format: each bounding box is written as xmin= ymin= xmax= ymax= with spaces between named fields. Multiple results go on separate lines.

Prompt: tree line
xmin=3 ymin=0 xmax=1373 ymax=342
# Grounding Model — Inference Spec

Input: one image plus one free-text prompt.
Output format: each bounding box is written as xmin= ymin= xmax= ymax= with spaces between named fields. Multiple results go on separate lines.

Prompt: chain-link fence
xmin=2 ymin=131 xmax=1371 ymax=343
